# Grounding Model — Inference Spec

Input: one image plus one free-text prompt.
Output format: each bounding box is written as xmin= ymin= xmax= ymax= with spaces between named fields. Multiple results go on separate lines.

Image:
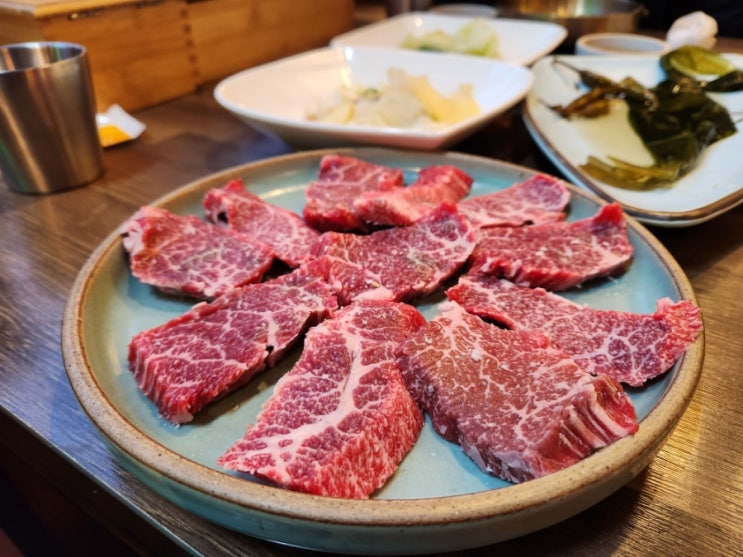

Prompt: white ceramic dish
xmin=63 ymin=148 xmax=704 ymax=555
xmin=330 ymin=12 xmax=567 ymax=66
xmin=431 ymin=3 xmax=498 ymax=17
xmin=214 ymin=46 xmax=533 ymax=150
xmin=524 ymin=54 xmax=743 ymax=226
xmin=575 ymin=32 xmax=669 ymax=56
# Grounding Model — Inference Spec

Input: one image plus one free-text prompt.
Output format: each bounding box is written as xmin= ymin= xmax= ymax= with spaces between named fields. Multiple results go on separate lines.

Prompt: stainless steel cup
xmin=0 ymin=42 xmax=104 ymax=194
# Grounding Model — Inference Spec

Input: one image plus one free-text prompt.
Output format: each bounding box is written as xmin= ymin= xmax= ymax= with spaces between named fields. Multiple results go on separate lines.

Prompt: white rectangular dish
xmin=215 ymin=46 xmax=533 ymax=150
xmin=330 ymin=12 xmax=567 ymax=66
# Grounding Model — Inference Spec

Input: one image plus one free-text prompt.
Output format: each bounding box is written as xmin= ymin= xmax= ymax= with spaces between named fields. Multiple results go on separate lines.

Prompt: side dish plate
xmin=329 ymin=12 xmax=567 ymax=66
xmin=524 ymin=54 xmax=743 ymax=227
xmin=214 ymin=46 xmax=533 ymax=150
xmin=62 ymin=149 xmax=704 ymax=554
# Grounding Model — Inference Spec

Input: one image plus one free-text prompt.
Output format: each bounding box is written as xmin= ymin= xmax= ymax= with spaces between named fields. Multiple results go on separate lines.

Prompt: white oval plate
xmin=63 ymin=148 xmax=704 ymax=555
xmin=524 ymin=54 xmax=743 ymax=227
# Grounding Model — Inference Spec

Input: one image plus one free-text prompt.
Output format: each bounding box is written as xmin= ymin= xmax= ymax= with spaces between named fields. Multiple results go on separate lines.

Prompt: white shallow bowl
xmin=575 ymin=32 xmax=669 ymax=56
xmin=214 ymin=46 xmax=533 ymax=150
xmin=330 ymin=13 xmax=567 ymax=66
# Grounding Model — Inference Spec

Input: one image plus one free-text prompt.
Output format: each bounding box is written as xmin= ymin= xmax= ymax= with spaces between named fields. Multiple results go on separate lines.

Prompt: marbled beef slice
xmin=457 ymin=173 xmax=570 ymax=228
xmin=121 ymin=206 xmax=274 ymax=300
xmin=353 ymin=164 xmax=473 ymax=227
xmin=469 ymin=202 xmax=633 ymax=290
xmin=303 ymin=154 xmax=405 ymax=232
xmin=312 ymin=203 xmax=476 ymax=305
xmin=447 ymin=274 xmax=703 ymax=386
xmin=218 ymin=300 xmax=426 ymax=498
xmin=203 ymin=179 xmax=319 ymax=268
xmin=396 ymin=301 xmax=639 ymax=483
xmin=128 ymin=264 xmax=338 ymax=424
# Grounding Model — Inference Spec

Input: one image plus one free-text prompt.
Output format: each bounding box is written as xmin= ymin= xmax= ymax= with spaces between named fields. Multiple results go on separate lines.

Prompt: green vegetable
xmin=549 ymin=48 xmax=740 ymax=190
xmin=705 ymin=71 xmax=743 ymax=92
xmin=660 ymin=45 xmax=743 ymax=93
xmin=401 ymin=18 xmax=498 ymax=58
xmin=581 ymin=156 xmax=682 ymax=190
xmin=550 ymin=60 xmax=659 ymax=117
xmin=662 ymin=45 xmax=735 ymax=76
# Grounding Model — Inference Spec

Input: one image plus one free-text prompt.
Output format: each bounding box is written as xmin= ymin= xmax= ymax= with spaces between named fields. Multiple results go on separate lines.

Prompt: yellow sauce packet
xmin=96 ymin=104 xmax=146 ymax=148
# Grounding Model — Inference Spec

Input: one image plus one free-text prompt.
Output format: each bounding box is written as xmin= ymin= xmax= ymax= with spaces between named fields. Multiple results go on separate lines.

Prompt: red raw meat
xmin=447 ymin=274 xmax=703 ymax=386
xmin=121 ymin=206 xmax=274 ymax=300
xmin=395 ymin=301 xmax=639 ymax=483
xmin=203 ymin=179 xmax=319 ymax=268
xmin=218 ymin=300 xmax=426 ymax=498
xmin=469 ymin=202 xmax=633 ymax=290
xmin=128 ymin=264 xmax=338 ymax=424
xmin=354 ymin=165 xmax=473 ymax=226
xmin=457 ymin=173 xmax=570 ymax=228
xmin=312 ymin=203 xmax=476 ymax=305
xmin=303 ymin=154 xmax=405 ymax=232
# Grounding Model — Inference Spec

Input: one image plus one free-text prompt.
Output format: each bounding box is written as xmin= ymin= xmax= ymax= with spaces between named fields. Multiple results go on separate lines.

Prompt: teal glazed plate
xmin=62 ymin=148 xmax=704 ymax=554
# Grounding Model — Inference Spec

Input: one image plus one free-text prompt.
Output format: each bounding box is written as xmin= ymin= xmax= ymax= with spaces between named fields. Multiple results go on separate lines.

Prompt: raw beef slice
xmin=219 ymin=300 xmax=426 ymax=498
xmin=469 ymin=202 xmax=633 ymax=290
xmin=353 ymin=164 xmax=473 ymax=226
xmin=396 ymin=301 xmax=639 ymax=483
xmin=203 ymin=179 xmax=319 ymax=268
xmin=128 ymin=264 xmax=338 ymax=424
xmin=121 ymin=206 xmax=274 ymax=300
xmin=457 ymin=173 xmax=570 ymax=228
xmin=312 ymin=203 xmax=476 ymax=305
xmin=303 ymin=154 xmax=405 ymax=232
xmin=447 ymin=274 xmax=703 ymax=386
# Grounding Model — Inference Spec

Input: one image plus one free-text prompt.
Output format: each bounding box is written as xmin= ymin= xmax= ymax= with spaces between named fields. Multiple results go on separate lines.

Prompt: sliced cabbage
xmin=401 ymin=18 xmax=498 ymax=58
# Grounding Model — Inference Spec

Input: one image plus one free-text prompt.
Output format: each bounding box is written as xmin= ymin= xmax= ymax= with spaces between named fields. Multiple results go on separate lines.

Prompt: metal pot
xmin=496 ymin=0 xmax=648 ymax=46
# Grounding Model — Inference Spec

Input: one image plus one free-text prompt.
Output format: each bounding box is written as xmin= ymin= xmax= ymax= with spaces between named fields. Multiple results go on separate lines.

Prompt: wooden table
xmin=1 ymin=33 xmax=742 ymax=557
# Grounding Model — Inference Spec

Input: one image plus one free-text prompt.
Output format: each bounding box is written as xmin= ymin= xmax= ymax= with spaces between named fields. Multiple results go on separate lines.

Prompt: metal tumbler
xmin=0 ymin=42 xmax=104 ymax=194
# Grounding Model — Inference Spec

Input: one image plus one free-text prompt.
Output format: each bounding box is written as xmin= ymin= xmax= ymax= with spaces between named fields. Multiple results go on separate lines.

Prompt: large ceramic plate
xmin=330 ymin=12 xmax=567 ymax=66
xmin=214 ymin=46 xmax=533 ymax=150
xmin=63 ymin=149 xmax=704 ymax=555
xmin=524 ymin=54 xmax=743 ymax=227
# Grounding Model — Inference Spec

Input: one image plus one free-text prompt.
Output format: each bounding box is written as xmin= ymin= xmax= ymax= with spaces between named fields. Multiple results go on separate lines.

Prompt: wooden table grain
xmin=1 ymin=33 xmax=742 ymax=557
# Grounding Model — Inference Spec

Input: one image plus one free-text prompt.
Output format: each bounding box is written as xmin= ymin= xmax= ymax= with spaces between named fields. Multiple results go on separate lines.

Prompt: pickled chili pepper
xmin=547 ymin=48 xmax=739 ymax=190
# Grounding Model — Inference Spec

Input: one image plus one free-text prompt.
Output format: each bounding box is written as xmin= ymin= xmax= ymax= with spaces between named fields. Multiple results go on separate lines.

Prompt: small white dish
xmin=330 ymin=12 xmax=567 ymax=66
xmin=575 ymin=33 xmax=670 ymax=56
xmin=214 ymin=46 xmax=533 ymax=150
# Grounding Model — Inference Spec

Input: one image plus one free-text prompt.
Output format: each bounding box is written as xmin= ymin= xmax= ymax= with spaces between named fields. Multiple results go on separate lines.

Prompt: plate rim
xmin=62 ymin=148 xmax=705 ymax=552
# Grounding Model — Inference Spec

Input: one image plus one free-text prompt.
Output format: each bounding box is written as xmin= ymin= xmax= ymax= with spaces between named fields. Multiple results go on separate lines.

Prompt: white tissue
xmin=666 ymin=11 xmax=718 ymax=49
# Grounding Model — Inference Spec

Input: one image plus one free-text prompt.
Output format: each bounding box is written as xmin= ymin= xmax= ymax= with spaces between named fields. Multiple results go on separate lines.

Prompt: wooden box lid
xmin=0 ymin=0 xmax=145 ymax=17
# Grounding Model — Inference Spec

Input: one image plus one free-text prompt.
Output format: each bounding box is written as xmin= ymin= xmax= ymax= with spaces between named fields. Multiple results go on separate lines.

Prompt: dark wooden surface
xmin=1 ymin=26 xmax=742 ymax=557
